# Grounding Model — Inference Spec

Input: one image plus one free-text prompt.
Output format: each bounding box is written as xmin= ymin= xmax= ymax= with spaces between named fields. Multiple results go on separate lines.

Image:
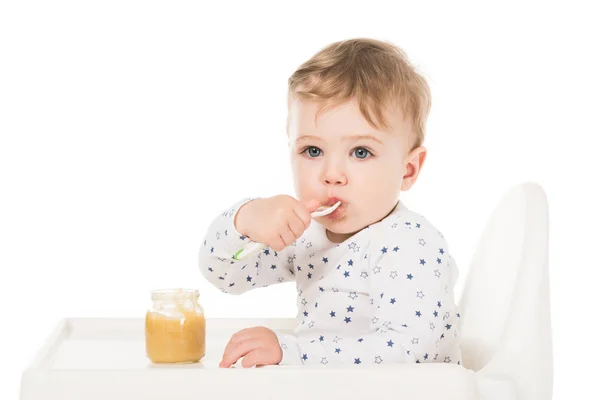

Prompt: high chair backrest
xmin=457 ymin=182 xmax=553 ymax=399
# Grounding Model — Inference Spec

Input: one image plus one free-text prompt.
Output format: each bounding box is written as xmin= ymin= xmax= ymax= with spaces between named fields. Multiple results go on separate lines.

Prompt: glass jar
xmin=145 ymin=289 xmax=206 ymax=364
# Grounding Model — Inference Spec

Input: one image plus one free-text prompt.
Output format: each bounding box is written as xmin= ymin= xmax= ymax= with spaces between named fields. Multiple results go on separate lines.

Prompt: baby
xmin=199 ymin=38 xmax=462 ymax=368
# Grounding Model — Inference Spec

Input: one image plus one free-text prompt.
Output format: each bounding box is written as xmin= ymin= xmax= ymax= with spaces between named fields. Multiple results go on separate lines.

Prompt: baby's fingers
xmin=294 ymin=202 xmax=313 ymax=229
xmin=240 ymin=349 xmax=263 ymax=368
xmin=220 ymin=338 xmax=261 ymax=368
xmin=280 ymin=228 xmax=296 ymax=247
xmin=288 ymin=215 xmax=305 ymax=238
xmin=222 ymin=329 xmax=254 ymax=357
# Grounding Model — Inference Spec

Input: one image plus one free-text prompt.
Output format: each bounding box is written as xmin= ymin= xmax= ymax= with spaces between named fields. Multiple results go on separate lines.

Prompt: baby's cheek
xmin=290 ymin=163 xmax=306 ymax=195
xmin=296 ymin=167 xmax=320 ymax=197
xmin=353 ymin=180 xmax=396 ymax=222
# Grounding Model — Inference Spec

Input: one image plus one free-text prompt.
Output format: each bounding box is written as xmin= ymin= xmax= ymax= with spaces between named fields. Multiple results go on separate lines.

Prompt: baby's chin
xmin=321 ymin=218 xmax=369 ymax=243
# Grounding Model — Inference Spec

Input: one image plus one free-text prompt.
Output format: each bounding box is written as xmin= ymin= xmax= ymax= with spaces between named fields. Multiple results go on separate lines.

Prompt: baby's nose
xmin=323 ymin=169 xmax=348 ymax=186
xmin=321 ymin=158 xmax=348 ymax=186
xmin=325 ymin=176 xmax=346 ymax=185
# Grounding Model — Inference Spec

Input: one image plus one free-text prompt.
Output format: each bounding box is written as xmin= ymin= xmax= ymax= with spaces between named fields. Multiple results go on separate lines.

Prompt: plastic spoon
xmin=233 ymin=201 xmax=341 ymax=261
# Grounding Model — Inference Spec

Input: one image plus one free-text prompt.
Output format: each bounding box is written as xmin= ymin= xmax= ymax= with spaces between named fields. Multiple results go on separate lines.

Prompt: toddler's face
xmin=288 ymin=97 xmax=420 ymax=242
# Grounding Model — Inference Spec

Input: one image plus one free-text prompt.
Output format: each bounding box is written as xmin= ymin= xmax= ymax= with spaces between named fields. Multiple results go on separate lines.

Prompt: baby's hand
xmin=219 ymin=326 xmax=283 ymax=368
xmin=235 ymin=195 xmax=321 ymax=252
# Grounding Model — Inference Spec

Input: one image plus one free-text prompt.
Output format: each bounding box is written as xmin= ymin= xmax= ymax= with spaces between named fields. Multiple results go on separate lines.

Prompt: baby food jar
xmin=145 ymin=289 xmax=206 ymax=364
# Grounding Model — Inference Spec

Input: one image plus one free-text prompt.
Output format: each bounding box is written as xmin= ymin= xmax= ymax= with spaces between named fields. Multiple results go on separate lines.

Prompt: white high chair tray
xmin=21 ymin=318 xmax=477 ymax=400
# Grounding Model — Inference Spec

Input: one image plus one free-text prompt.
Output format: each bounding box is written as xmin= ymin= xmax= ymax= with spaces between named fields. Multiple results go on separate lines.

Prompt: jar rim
xmin=151 ymin=288 xmax=199 ymax=300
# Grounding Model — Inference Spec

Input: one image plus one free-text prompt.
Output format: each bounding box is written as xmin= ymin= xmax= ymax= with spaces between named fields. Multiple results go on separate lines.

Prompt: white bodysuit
xmin=199 ymin=198 xmax=462 ymax=366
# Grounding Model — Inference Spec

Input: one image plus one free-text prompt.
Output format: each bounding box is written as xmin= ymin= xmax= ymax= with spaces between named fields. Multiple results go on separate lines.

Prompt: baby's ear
xmin=401 ymin=146 xmax=427 ymax=191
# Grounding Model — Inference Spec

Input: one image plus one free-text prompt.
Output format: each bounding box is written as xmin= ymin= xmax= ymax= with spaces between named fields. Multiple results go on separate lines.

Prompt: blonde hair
xmin=287 ymin=38 xmax=431 ymax=149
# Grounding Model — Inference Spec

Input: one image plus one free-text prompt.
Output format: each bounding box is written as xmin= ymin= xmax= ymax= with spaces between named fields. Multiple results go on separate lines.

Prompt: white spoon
xmin=233 ymin=201 xmax=341 ymax=260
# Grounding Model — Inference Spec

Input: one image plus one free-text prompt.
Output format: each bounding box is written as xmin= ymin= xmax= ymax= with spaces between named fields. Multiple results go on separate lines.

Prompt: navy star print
xmin=199 ymin=198 xmax=462 ymax=366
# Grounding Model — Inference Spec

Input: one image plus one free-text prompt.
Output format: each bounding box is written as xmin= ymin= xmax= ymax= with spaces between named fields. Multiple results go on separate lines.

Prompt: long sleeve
xmin=198 ymin=198 xmax=296 ymax=295
xmin=275 ymin=221 xmax=460 ymax=365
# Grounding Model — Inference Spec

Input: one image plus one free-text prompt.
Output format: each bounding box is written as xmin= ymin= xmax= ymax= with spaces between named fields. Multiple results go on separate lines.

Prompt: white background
xmin=1 ymin=0 xmax=598 ymax=398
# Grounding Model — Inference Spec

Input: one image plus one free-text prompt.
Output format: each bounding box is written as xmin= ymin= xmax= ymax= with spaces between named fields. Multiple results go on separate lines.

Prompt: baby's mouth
xmin=326 ymin=196 xmax=343 ymax=207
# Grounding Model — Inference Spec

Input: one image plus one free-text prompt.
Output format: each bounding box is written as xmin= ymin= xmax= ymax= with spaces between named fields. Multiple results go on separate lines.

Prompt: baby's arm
xmin=276 ymin=222 xmax=460 ymax=365
xmin=198 ymin=198 xmax=295 ymax=295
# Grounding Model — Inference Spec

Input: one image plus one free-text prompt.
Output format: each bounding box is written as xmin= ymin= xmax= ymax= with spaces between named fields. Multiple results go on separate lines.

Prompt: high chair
xmin=458 ymin=181 xmax=553 ymax=399
xmin=19 ymin=182 xmax=553 ymax=400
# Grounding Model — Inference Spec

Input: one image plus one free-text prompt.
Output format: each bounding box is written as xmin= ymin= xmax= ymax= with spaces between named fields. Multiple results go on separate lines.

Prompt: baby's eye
xmin=303 ymin=146 xmax=322 ymax=158
xmin=352 ymin=147 xmax=372 ymax=159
